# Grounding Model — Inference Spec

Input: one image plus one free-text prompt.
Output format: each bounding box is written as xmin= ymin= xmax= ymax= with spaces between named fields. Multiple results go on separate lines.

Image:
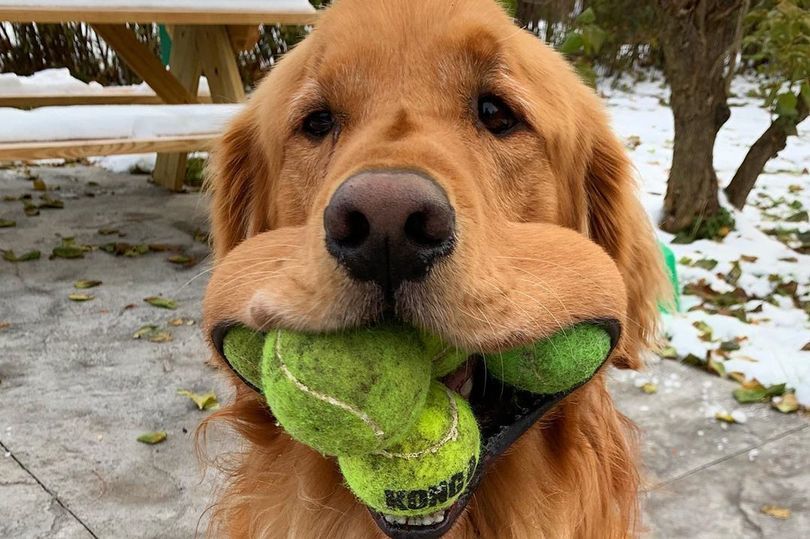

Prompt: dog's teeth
xmin=383 ymin=515 xmax=395 ymax=524
xmin=394 ymin=516 xmax=407 ymax=525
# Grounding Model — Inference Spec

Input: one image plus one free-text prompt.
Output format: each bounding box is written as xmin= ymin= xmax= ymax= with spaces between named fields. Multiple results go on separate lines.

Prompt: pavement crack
xmin=0 ymin=439 xmax=98 ymax=539
xmin=647 ymin=422 xmax=810 ymax=492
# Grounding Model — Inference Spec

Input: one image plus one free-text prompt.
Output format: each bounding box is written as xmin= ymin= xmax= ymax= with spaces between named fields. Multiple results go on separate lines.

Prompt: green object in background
xmin=158 ymin=25 xmax=172 ymax=67
xmin=660 ymin=242 xmax=681 ymax=313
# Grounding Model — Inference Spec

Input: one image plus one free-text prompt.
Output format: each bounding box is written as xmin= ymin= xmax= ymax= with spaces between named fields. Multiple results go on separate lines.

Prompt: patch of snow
xmin=603 ymin=74 xmax=810 ymax=406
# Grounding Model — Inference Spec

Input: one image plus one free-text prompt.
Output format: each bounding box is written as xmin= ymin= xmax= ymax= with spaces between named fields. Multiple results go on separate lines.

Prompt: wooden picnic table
xmin=0 ymin=0 xmax=318 ymax=190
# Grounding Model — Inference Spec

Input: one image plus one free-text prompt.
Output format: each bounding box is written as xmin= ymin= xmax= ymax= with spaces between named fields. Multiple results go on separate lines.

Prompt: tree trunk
xmin=657 ymin=0 xmax=747 ymax=233
xmin=725 ymin=97 xmax=809 ymax=209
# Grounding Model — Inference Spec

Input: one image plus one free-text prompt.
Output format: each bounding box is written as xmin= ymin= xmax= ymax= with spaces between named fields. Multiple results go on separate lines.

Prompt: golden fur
xmin=200 ymin=1 xmax=669 ymax=537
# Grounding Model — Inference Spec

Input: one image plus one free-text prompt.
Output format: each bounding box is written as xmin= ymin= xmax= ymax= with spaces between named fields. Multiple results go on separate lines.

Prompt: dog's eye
xmin=478 ymin=94 xmax=519 ymax=136
xmin=302 ymin=110 xmax=335 ymax=138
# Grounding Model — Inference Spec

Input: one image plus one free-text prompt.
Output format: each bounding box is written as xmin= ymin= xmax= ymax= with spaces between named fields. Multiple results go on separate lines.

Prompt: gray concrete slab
xmin=1 ymin=165 xmax=808 ymax=538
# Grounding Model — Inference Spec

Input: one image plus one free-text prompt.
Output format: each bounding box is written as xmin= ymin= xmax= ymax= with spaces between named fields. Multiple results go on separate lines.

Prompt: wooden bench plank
xmin=0 ymin=135 xmax=214 ymax=161
xmin=0 ymin=7 xmax=318 ymax=25
xmin=0 ymin=92 xmax=213 ymax=109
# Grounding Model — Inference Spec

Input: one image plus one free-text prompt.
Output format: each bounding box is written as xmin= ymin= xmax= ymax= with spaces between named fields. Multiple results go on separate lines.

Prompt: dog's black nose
xmin=324 ymin=171 xmax=455 ymax=291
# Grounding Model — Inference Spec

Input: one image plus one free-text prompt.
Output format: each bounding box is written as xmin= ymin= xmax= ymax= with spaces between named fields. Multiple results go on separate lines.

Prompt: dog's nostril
xmin=338 ymin=210 xmax=370 ymax=247
xmin=404 ymin=211 xmax=452 ymax=246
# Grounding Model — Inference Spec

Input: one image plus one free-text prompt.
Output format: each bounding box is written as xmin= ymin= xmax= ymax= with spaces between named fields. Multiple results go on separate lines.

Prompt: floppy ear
xmin=585 ymin=121 xmax=670 ymax=369
xmin=207 ymin=39 xmax=312 ymax=258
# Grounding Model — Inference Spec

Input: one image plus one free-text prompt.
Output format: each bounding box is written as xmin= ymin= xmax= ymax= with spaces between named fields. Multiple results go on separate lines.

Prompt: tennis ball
xmin=484 ymin=323 xmax=612 ymax=395
xmin=222 ymin=326 xmax=265 ymax=389
xmin=420 ymin=331 xmax=469 ymax=378
xmin=261 ymin=325 xmax=432 ymax=456
xmin=339 ymin=382 xmax=480 ymax=517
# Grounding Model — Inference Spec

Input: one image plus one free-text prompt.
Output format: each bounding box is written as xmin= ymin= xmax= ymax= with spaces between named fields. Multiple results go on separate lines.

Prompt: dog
xmin=201 ymin=0 xmax=668 ymax=537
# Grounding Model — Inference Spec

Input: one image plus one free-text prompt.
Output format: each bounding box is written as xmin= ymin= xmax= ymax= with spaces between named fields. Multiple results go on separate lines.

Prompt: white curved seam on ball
xmin=375 ymin=387 xmax=459 ymax=460
xmin=274 ymin=329 xmax=386 ymax=439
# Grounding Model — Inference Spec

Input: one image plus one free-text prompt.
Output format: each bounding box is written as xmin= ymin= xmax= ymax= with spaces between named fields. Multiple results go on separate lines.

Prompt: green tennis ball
xmin=339 ymin=382 xmax=480 ymax=517
xmin=222 ymin=326 xmax=266 ymax=389
xmin=420 ymin=331 xmax=469 ymax=378
xmin=484 ymin=323 xmax=612 ymax=395
xmin=262 ymin=325 xmax=432 ymax=456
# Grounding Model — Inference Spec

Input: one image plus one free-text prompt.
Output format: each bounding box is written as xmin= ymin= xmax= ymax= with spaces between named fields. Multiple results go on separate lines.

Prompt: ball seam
xmin=274 ymin=329 xmax=386 ymax=439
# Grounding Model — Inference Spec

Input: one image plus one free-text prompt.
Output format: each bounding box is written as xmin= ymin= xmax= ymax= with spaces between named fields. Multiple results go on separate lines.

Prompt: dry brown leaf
xmin=761 ymin=505 xmax=791 ymax=519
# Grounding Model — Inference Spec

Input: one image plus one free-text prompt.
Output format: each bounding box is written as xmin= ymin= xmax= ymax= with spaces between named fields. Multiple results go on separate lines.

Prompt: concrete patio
xmin=1 ymin=165 xmax=807 ymax=538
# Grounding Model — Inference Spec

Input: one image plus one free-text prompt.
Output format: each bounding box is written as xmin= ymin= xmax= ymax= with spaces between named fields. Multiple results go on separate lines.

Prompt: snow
xmin=0 ymin=104 xmax=240 ymax=143
xmin=0 ymin=0 xmax=314 ymax=12
xmin=0 ymin=68 xmax=209 ymax=96
xmin=602 ymin=74 xmax=810 ymax=406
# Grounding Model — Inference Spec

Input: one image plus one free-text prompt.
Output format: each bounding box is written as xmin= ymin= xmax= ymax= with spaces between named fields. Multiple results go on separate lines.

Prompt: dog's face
xmin=204 ymin=0 xmax=666 ymax=537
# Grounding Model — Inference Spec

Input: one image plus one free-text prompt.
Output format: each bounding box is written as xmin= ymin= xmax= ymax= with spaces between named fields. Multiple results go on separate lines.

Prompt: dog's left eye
xmin=478 ymin=94 xmax=519 ymax=136
xmin=302 ymin=110 xmax=335 ymax=138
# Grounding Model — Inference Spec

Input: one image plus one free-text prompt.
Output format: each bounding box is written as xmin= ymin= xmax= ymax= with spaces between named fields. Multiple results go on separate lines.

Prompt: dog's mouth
xmin=368 ymin=319 xmax=620 ymax=538
xmin=210 ymin=319 xmax=620 ymax=539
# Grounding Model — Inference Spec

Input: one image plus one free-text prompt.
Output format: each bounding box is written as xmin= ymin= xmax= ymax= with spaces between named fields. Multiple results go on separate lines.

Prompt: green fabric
xmin=659 ymin=242 xmax=681 ymax=313
xmin=260 ymin=325 xmax=432 ymax=457
xmin=484 ymin=324 xmax=612 ymax=394
xmin=339 ymin=383 xmax=480 ymax=517
xmin=158 ymin=25 xmax=172 ymax=67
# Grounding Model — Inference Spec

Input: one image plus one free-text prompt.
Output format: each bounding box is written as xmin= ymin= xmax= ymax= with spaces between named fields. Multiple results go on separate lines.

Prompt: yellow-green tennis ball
xmin=420 ymin=331 xmax=469 ymax=378
xmin=484 ymin=324 xmax=612 ymax=395
xmin=222 ymin=326 xmax=265 ymax=389
xmin=338 ymin=383 xmax=480 ymax=517
xmin=262 ymin=325 xmax=432 ymax=457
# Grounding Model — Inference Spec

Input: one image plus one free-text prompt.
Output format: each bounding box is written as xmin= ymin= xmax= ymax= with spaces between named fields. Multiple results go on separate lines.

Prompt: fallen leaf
xmin=659 ymin=345 xmax=679 ymax=359
xmin=23 ymin=201 xmax=39 ymax=216
xmin=167 ymin=254 xmax=197 ymax=267
xmin=761 ymin=505 xmax=791 ymax=519
xmin=625 ymin=135 xmax=642 ymax=150
xmin=740 ymin=255 xmax=758 ymax=263
xmin=177 ymin=389 xmax=219 ymax=411
xmin=693 ymin=258 xmax=718 ymax=270
xmin=148 ymin=243 xmax=183 ymax=253
xmin=74 ymin=280 xmax=102 ymax=289
xmin=193 ymin=229 xmax=209 ymax=243
xmin=715 ymin=411 xmax=736 ymax=423
xmin=0 ymin=322 xmax=11 ymax=331
xmin=137 ymin=431 xmax=167 ymax=445
xmin=38 ymin=195 xmax=64 ymax=209
xmin=144 ymin=296 xmax=178 ymax=310
xmin=692 ymin=320 xmax=714 ymax=342
xmin=719 ymin=340 xmax=741 ymax=352
xmin=68 ymin=293 xmax=95 ymax=302
xmin=97 ymin=228 xmax=120 ymax=236
xmin=786 ymin=210 xmax=808 ymax=223
xmin=168 ymin=318 xmax=195 ymax=327
xmin=708 ymin=357 xmax=726 ymax=377
xmin=32 ymin=178 xmax=47 ymax=191
xmin=803 ymin=342 xmax=810 ymax=352
xmin=640 ymin=382 xmax=658 ymax=394
xmin=0 ymin=219 xmax=15 ymax=228
xmin=788 ymin=184 xmax=803 ymax=193
xmin=733 ymin=383 xmax=786 ymax=404
xmin=51 ymin=245 xmax=86 ymax=259
xmin=772 ymin=393 xmax=799 ymax=414
xmin=2 ymin=249 xmax=41 ymax=262
xmin=132 ymin=324 xmax=173 ymax=343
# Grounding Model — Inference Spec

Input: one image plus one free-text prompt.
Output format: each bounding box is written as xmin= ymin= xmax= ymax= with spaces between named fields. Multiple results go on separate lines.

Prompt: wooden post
xmin=152 ymin=25 xmax=203 ymax=191
xmin=197 ymin=26 xmax=247 ymax=103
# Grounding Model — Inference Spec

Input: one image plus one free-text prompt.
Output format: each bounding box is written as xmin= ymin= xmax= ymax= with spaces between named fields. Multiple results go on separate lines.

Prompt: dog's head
xmin=203 ymin=0 xmax=667 ymax=537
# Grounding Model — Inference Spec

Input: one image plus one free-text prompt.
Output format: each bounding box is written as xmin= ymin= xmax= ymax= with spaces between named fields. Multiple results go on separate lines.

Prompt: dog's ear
xmin=207 ymin=40 xmax=312 ymax=258
xmin=584 ymin=119 xmax=670 ymax=369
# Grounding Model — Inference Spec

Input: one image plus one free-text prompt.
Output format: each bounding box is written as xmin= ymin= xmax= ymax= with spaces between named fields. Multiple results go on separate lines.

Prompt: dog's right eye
xmin=302 ymin=110 xmax=335 ymax=138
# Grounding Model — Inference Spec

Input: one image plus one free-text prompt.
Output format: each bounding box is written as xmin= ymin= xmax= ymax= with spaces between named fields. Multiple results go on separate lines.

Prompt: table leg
xmin=153 ymin=25 xmax=202 ymax=191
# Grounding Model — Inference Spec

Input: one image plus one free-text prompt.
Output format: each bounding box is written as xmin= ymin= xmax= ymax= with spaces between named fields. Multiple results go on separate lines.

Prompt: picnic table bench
xmin=0 ymin=0 xmax=318 ymax=190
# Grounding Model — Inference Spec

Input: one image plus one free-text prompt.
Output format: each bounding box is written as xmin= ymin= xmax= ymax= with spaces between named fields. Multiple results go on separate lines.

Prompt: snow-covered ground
xmin=2 ymin=69 xmax=808 ymax=406
xmin=603 ymin=75 xmax=810 ymax=407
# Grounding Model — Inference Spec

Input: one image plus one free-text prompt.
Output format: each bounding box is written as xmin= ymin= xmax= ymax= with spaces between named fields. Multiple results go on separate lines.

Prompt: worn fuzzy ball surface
xmin=222 ymin=326 xmax=266 ymax=389
xmin=420 ymin=331 xmax=469 ymax=378
xmin=484 ymin=324 xmax=612 ymax=395
xmin=339 ymin=382 xmax=481 ymax=517
xmin=261 ymin=325 xmax=432 ymax=457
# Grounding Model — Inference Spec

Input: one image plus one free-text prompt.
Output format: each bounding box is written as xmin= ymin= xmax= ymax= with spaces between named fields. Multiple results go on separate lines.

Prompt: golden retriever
xmin=201 ymin=0 xmax=668 ymax=537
